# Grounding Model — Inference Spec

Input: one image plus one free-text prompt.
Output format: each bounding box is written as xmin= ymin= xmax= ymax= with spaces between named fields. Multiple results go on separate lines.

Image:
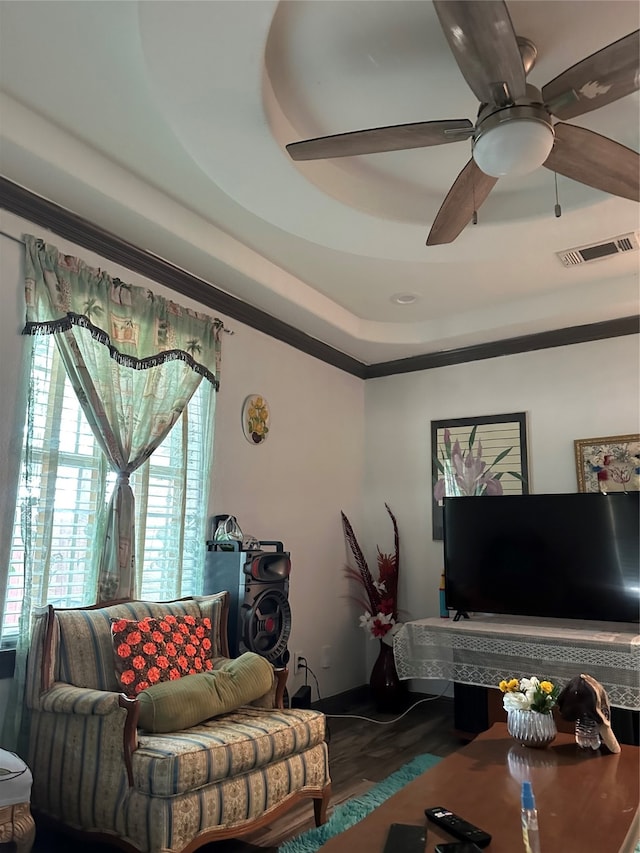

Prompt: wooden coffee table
xmin=319 ymin=724 xmax=640 ymax=853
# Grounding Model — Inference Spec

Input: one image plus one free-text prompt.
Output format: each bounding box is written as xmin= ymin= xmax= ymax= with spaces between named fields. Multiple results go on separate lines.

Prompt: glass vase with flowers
xmin=499 ymin=676 xmax=561 ymax=748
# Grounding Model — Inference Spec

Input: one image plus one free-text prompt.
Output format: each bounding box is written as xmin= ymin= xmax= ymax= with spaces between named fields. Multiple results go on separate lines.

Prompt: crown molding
xmin=2 ymin=177 xmax=637 ymax=380
xmin=0 ymin=177 xmax=367 ymax=378
xmin=364 ymin=315 xmax=640 ymax=378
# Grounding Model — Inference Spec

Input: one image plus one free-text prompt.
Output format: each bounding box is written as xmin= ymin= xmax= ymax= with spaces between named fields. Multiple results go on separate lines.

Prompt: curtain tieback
xmin=116 ymin=473 xmax=131 ymax=486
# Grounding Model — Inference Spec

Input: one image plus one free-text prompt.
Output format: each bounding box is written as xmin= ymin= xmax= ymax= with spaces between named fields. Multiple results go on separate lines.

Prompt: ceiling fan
xmin=285 ymin=1 xmax=640 ymax=246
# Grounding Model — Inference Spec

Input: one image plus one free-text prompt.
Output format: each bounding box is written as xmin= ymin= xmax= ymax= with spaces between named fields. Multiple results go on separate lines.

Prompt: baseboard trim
xmin=311 ymin=684 xmax=371 ymax=714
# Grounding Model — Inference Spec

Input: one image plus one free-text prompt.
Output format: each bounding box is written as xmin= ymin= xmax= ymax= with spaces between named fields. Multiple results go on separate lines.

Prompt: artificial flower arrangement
xmin=341 ymin=504 xmax=400 ymax=644
xmin=499 ymin=676 xmax=561 ymax=715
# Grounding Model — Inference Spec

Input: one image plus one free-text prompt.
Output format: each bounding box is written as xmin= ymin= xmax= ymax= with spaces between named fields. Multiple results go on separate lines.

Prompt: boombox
xmin=203 ymin=540 xmax=291 ymax=668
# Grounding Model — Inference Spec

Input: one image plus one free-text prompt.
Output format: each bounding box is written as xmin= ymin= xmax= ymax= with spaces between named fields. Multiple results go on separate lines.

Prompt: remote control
xmin=425 ymin=807 xmax=492 ymax=848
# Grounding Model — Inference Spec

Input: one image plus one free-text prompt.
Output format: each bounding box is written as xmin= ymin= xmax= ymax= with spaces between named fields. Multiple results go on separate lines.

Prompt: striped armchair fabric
xmin=25 ymin=594 xmax=331 ymax=853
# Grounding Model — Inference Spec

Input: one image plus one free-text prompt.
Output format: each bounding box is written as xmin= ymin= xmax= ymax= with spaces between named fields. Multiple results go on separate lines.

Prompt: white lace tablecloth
xmin=393 ymin=615 xmax=640 ymax=710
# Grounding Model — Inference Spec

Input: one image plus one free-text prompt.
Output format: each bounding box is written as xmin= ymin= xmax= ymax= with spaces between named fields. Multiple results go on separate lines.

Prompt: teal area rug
xmin=279 ymin=753 xmax=441 ymax=853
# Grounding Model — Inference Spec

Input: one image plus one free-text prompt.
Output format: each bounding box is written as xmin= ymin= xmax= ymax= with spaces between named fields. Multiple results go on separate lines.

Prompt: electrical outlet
xmin=294 ymin=652 xmax=306 ymax=674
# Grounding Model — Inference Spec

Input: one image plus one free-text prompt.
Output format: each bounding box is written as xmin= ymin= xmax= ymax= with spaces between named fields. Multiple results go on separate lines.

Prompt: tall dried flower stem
xmin=340 ymin=511 xmax=380 ymax=612
xmin=341 ymin=505 xmax=400 ymax=624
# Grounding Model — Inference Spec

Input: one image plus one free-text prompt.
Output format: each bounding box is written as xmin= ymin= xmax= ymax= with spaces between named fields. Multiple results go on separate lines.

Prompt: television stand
xmin=393 ymin=614 xmax=640 ymax=743
xmin=452 ymin=610 xmax=469 ymax=621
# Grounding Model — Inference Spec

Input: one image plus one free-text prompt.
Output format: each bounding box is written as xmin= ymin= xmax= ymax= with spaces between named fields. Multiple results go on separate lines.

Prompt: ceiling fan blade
xmin=543 ymin=123 xmax=639 ymax=202
xmin=286 ymin=119 xmax=473 ymax=161
xmin=433 ymin=1 xmax=526 ymax=106
xmin=543 ymin=30 xmax=640 ymax=120
xmin=426 ymin=159 xmax=498 ymax=246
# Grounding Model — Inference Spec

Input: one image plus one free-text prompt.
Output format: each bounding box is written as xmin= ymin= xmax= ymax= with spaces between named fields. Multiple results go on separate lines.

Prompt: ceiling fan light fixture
xmin=473 ymin=108 xmax=555 ymax=178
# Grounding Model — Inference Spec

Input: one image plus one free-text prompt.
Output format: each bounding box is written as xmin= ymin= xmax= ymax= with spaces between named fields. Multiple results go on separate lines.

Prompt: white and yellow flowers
xmin=499 ymin=676 xmax=560 ymax=714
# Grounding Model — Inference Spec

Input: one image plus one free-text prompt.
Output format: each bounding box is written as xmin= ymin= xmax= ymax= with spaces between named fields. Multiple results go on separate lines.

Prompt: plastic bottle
xmin=521 ymin=781 xmax=541 ymax=853
xmin=575 ymin=716 xmax=601 ymax=749
xmin=439 ymin=571 xmax=449 ymax=618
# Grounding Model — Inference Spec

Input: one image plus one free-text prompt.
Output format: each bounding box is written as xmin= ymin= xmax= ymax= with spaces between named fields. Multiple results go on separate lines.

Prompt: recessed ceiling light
xmin=391 ymin=292 xmax=419 ymax=305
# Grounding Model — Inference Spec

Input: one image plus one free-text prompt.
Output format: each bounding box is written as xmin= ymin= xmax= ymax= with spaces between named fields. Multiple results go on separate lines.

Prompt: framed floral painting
xmin=431 ymin=412 xmax=529 ymax=540
xmin=574 ymin=434 xmax=640 ymax=493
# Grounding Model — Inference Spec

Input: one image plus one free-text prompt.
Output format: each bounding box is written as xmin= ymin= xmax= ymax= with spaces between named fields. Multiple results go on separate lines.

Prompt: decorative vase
xmin=369 ymin=640 xmax=405 ymax=712
xmin=507 ymin=709 xmax=557 ymax=749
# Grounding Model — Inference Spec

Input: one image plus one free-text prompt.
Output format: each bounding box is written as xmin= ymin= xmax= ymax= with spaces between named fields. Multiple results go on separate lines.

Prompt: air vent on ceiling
xmin=557 ymin=232 xmax=640 ymax=267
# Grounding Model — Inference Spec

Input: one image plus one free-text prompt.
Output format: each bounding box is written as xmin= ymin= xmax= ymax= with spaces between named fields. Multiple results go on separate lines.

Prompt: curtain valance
xmin=20 ymin=233 xmax=223 ymax=604
xmin=22 ymin=234 xmax=223 ymax=388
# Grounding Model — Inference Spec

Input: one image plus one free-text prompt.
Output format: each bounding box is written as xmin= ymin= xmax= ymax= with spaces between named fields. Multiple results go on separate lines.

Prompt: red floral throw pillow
xmin=112 ymin=614 xmax=214 ymax=695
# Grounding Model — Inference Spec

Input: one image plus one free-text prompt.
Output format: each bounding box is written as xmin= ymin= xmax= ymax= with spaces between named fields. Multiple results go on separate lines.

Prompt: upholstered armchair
xmin=24 ymin=592 xmax=331 ymax=853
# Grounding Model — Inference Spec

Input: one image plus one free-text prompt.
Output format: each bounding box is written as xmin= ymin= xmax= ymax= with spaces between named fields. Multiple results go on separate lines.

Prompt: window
xmin=0 ymin=334 xmax=213 ymax=645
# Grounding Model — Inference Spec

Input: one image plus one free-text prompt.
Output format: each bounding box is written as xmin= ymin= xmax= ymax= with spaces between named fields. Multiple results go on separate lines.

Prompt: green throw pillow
xmin=136 ymin=652 xmax=275 ymax=732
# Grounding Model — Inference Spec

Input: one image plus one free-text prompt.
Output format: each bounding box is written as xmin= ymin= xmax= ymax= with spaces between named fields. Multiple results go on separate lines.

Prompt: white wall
xmin=363 ymin=336 xmax=640 ymax=629
xmin=0 ymin=211 xmax=367 ymax=710
xmin=1 ymin=208 xmax=639 ymax=717
xmin=211 ymin=323 xmax=367 ymax=695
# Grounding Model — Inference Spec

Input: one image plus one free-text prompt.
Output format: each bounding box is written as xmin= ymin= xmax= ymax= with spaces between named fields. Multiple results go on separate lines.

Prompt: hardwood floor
xmin=30 ymin=691 xmax=462 ymax=853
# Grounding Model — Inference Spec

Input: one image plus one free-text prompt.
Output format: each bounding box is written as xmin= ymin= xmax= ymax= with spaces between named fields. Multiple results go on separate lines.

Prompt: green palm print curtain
xmin=23 ymin=235 xmax=223 ymax=602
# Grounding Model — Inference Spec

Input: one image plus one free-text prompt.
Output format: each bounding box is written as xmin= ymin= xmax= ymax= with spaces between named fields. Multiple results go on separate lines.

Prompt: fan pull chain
xmin=554 ymin=172 xmax=562 ymax=218
xmin=472 ymin=171 xmax=478 ymax=225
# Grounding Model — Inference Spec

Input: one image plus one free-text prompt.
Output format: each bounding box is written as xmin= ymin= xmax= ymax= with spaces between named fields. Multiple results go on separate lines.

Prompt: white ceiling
xmin=1 ymin=0 xmax=639 ymax=365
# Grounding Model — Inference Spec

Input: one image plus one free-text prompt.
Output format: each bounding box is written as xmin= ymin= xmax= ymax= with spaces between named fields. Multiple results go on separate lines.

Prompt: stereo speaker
xmin=203 ymin=542 xmax=291 ymax=668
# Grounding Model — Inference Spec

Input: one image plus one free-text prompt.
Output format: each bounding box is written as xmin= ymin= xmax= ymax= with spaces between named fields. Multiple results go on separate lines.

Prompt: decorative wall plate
xmin=242 ymin=394 xmax=270 ymax=444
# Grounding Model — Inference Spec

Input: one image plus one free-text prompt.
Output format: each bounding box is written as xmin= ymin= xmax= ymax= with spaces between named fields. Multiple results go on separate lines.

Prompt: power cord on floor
xmin=296 ymin=657 xmax=450 ymax=728
xmin=325 ymin=686 xmax=450 ymax=725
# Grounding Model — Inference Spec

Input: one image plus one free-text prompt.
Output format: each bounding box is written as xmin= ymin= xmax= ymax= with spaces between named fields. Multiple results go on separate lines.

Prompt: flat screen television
xmin=443 ymin=492 xmax=639 ymax=624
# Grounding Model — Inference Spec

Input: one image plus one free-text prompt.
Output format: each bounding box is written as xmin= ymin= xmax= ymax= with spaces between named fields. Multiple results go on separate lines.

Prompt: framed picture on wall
xmin=574 ymin=434 xmax=640 ymax=493
xmin=431 ymin=412 xmax=530 ymax=540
